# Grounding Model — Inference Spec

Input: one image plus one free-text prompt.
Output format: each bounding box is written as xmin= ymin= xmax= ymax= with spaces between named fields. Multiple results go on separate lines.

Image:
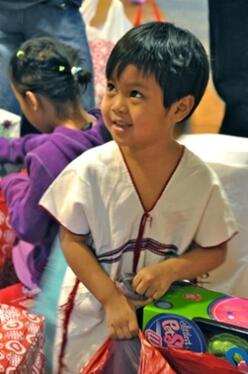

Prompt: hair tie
xmin=16 ymin=50 xmax=25 ymax=58
xmin=71 ymin=66 xmax=83 ymax=76
xmin=58 ymin=65 xmax=66 ymax=72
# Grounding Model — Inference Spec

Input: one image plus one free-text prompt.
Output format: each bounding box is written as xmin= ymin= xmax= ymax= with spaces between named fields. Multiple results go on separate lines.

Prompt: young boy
xmin=40 ymin=22 xmax=237 ymax=373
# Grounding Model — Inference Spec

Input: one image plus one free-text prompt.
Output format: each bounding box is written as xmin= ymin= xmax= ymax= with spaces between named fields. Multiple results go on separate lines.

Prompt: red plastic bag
xmin=80 ymin=330 xmax=176 ymax=374
xmin=0 ymin=187 xmax=17 ymax=288
xmin=133 ymin=0 xmax=163 ymax=27
xmin=159 ymin=346 xmax=241 ymax=374
xmin=0 ymin=188 xmax=16 ymax=268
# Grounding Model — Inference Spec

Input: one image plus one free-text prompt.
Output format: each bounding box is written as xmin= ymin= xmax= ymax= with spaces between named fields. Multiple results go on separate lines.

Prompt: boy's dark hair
xmin=106 ymin=22 xmax=209 ymax=118
xmin=9 ymin=36 xmax=91 ymax=112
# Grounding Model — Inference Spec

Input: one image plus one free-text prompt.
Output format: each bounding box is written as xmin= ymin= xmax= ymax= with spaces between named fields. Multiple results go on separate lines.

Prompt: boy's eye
xmin=130 ymin=90 xmax=143 ymax=98
xmin=106 ymin=82 xmax=117 ymax=92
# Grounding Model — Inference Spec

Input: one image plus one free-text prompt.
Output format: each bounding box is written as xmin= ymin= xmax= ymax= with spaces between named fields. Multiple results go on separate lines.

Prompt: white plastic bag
xmin=0 ymin=109 xmax=20 ymax=139
xmin=81 ymin=0 xmax=133 ymax=105
xmin=0 ymin=109 xmax=22 ymax=176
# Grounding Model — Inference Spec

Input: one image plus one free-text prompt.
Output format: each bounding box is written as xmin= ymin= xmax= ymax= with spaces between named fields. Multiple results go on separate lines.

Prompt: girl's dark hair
xmin=9 ymin=36 xmax=92 ymax=109
xmin=106 ymin=22 xmax=209 ymax=118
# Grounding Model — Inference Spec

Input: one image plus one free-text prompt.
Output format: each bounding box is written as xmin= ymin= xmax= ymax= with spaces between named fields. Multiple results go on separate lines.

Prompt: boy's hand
xmin=103 ymin=289 xmax=139 ymax=340
xmin=132 ymin=262 xmax=175 ymax=300
xmin=129 ymin=297 xmax=153 ymax=309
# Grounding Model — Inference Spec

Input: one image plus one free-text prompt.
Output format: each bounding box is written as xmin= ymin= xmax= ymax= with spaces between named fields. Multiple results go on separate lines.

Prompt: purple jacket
xmin=0 ymin=109 xmax=110 ymax=288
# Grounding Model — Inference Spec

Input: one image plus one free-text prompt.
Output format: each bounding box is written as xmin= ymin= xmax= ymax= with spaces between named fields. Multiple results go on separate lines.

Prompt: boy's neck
xmin=120 ymin=139 xmax=181 ymax=167
xmin=119 ymin=140 xmax=184 ymax=212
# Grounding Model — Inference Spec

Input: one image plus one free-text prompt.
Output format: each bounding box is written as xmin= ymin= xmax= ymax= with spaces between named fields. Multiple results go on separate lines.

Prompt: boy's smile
xmin=112 ymin=120 xmax=132 ymax=129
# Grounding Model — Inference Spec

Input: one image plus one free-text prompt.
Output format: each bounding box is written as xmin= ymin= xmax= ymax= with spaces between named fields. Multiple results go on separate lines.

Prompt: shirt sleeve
xmin=195 ymin=183 xmax=238 ymax=247
xmin=39 ymin=161 xmax=90 ymax=235
xmin=0 ymin=134 xmax=49 ymax=164
xmin=1 ymin=152 xmax=55 ymax=243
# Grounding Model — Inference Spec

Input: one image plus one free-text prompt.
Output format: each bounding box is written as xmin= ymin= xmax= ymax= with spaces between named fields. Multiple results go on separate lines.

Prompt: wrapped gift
xmin=0 ymin=303 xmax=45 ymax=373
xmin=0 ymin=283 xmax=36 ymax=309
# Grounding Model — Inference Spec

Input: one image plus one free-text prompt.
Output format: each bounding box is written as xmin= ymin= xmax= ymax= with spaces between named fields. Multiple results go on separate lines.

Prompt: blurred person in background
xmin=209 ymin=0 xmax=248 ymax=137
xmin=0 ymin=0 xmax=94 ymax=135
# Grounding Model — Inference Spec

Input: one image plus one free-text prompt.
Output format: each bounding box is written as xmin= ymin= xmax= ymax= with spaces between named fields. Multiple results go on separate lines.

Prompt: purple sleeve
xmin=1 ymin=153 xmax=54 ymax=243
xmin=0 ymin=134 xmax=49 ymax=164
xmin=1 ymin=113 xmax=109 ymax=243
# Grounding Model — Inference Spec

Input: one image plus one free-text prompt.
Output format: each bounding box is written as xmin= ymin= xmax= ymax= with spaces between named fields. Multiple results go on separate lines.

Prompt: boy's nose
xmin=112 ymin=97 xmax=127 ymax=114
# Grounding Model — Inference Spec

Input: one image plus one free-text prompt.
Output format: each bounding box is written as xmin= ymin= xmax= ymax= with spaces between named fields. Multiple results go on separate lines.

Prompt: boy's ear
xmin=172 ymin=95 xmax=195 ymax=123
xmin=25 ymin=91 xmax=39 ymax=111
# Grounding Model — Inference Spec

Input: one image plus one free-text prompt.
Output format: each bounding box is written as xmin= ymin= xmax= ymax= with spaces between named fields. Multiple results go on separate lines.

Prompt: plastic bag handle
xmin=133 ymin=0 xmax=162 ymax=27
xmin=80 ymin=0 xmax=100 ymax=25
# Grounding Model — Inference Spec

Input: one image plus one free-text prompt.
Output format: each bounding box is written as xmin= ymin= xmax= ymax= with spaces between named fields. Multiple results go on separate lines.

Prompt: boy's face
xmin=101 ymin=65 xmax=175 ymax=151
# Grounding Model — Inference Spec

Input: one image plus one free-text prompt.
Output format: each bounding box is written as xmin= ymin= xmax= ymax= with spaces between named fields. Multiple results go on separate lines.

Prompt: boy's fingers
xmin=109 ymin=326 xmax=126 ymax=340
xmin=109 ymin=325 xmax=117 ymax=339
xmin=134 ymin=282 xmax=147 ymax=295
xmin=132 ymin=274 xmax=140 ymax=288
xmin=132 ymin=297 xmax=152 ymax=308
xmin=115 ymin=327 xmax=127 ymax=340
xmin=128 ymin=321 xmax=139 ymax=338
xmin=132 ymin=276 xmax=140 ymax=290
xmin=108 ymin=315 xmax=138 ymax=339
xmin=144 ymin=286 xmax=155 ymax=298
xmin=152 ymin=290 xmax=164 ymax=301
xmin=114 ymin=325 xmax=137 ymax=340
